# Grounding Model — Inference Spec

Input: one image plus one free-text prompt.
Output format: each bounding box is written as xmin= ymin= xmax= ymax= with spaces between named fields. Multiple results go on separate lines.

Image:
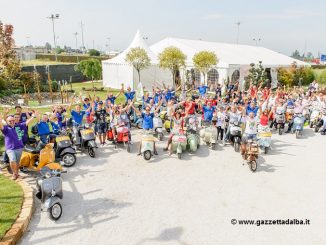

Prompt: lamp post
xmin=236 ymin=21 xmax=241 ymax=44
xmin=47 ymin=14 xmax=60 ymax=61
xmin=253 ymin=38 xmax=262 ymax=46
xmin=73 ymin=32 xmax=79 ymax=62
xmin=106 ymin=37 xmax=111 ymax=57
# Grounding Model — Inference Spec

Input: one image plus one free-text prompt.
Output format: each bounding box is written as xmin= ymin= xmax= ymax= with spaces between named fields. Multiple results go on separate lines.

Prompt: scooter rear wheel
xmin=264 ymin=147 xmax=269 ymax=154
xmin=177 ymin=153 xmax=182 ymax=159
xmin=48 ymin=202 xmax=62 ymax=221
xmin=127 ymin=143 xmax=131 ymax=153
xmin=278 ymin=127 xmax=283 ymax=135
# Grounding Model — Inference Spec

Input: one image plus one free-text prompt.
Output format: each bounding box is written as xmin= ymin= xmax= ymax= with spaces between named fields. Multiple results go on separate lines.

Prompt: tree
xmin=306 ymin=52 xmax=314 ymax=59
xmin=278 ymin=62 xmax=315 ymax=87
xmin=192 ymin=51 xmax=218 ymax=85
xmin=45 ymin=42 xmax=52 ymax=51
xmin=88 ymin=49 xmax=100 ymax=56
xmin=291 ymin=50 xmax=302 ymax=60
xmin=74 ymin=59 xmax=102 ymax=88
xmin=56 ymin=47 xmax=64 ymax=54
xmin=0 ymin=22 xmax=21 ymax=88
xmin=247 ymin=61 xmax=267 ymax=86
xmin=125 ymin=47 xmax=151 ymax=84
xmin=158 ymin=46 xmax=187 ymax=88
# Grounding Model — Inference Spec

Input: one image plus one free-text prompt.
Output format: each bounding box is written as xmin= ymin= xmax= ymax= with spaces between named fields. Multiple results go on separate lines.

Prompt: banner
xmin=321 ymin=55 xmax=326 ymax=62
xmin=136 ymin=82 xmax=144 ymax=102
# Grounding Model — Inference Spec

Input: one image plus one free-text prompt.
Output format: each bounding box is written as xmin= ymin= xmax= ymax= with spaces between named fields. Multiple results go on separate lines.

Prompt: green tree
xmin=74 ymin=59 xmax=102 ymax=88
xmin=158 ymin=46 xmax=187 ymax=88
xmin=291 ymin=50 xmax=302 ymax=60
xmin=125 ymin=47 xmax=151 ymax=84
xmin=192 ymin=51 xmax=218 ymax=85
xmin=88 ymin=49 xmax=101 ymax=56
xmin=247 ymin=61 xmax=267 ymax=86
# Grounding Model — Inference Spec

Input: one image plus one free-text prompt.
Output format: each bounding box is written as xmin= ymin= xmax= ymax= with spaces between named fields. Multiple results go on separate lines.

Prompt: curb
xmin=0 ymin=170 xmax=34 ymax=245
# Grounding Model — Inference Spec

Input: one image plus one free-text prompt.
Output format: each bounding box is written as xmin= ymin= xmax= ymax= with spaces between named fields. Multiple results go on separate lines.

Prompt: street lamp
xmin=47 ymin=14 xmax=60 ymax=61
xmin=253 ymin=38 xmax=262 ymax=46
xmin=106 ymin=37 xmax=111 ymax=56
xmin=73 ymin=32 xmax=79 ymax=62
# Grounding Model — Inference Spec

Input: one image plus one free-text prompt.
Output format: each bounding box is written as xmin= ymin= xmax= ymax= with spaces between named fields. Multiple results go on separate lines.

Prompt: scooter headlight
xmin=45 ymin=172 xmax=51 ymax=179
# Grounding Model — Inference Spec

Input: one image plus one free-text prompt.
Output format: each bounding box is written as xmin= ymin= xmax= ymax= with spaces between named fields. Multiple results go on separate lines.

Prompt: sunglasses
xmin=8 ymin=120 xmax=15 ymax=123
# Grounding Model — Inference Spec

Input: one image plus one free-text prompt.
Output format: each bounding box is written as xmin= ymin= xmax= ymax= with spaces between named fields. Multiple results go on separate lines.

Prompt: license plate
xmin=56 ymin=136 xmax=70 ymax=142
xmin=81 ymin=129 xmax=94 ymax=135
xmin=259 ymin=132 xmax=272 ymax=137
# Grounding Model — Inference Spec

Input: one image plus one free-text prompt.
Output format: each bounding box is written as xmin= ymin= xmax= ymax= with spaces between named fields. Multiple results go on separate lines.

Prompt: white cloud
xmin=202 ymin=14 xmax=224 ymax=20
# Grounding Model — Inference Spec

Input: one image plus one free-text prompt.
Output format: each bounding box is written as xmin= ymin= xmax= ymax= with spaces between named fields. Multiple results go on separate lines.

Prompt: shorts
xmin=242 ymin=134 xmax=256 ymax=143
xmin=95 ymin=123 xmax=107 ymax=134
xmin=6 ymin=148 xmax=23 ymax=163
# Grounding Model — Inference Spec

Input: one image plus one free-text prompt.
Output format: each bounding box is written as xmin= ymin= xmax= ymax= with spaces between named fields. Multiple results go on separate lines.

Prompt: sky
xmin=0 ymin=0 xmax=325 ymax=56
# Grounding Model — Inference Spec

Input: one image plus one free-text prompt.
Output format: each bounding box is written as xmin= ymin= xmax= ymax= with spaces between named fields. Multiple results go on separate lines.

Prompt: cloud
xmin=202 ymin=14 xmax=223 ymax=20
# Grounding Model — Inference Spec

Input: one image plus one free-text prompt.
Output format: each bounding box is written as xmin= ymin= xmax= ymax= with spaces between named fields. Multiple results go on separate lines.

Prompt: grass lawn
xmin=21 ymin=59 xmax=75 ymax=66
xmin=0 ymin=175 xmax=23 ymax=240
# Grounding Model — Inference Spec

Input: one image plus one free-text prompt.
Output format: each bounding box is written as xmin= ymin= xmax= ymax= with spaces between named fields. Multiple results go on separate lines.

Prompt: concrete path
xmin=19 ymin=128 xmax=326 ymax=245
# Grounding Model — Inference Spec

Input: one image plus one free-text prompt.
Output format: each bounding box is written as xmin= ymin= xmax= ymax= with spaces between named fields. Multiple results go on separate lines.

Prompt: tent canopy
xmin=150 ymin=37 xmax=309 ymax=69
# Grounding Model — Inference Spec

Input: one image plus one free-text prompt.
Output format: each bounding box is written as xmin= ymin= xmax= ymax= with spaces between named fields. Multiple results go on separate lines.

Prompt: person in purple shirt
xmin=0 ymin=112 xmax=36 ymax=180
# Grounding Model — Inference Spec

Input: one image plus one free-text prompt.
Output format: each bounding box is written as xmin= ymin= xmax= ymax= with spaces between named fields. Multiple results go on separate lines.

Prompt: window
xmin=231 ymin=70 xmax=240 ymax=83
xmin=207 ymin=69 xmax=219 ymax=84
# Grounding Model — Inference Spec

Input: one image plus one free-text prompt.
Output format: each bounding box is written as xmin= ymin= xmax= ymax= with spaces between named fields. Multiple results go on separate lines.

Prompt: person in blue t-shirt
xmin=246 ymin=101 xmax=259 ymax=116
xmin=132 ymin=100 xmax=163 ymax=155
xmin=37 ymin=113 xmax=52 ymax=143
xmin=142 ymin=92 xmax=152 ymax=109
xmin=197 ymin=83 xmax=209 ymax=98
xmin=106 ymin=87 xmax=123 ymax=106
xmin=202 ymin=101 xmax=216 ymax=122
xmin=122 ymin=84 xmax=136 ymax=102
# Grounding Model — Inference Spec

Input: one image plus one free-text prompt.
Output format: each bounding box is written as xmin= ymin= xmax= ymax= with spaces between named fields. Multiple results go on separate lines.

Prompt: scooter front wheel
xmin=88 ymin=147 xmax=96 ymax=158
xmin=295 ymin=130 xmax=300 ymax=139
xmin=264 ymin=147 xmax=269 ymax=154
xmin=61 ymin=153 xmax=76 ymax=167
xmin=143 ymin=150 xmax=152 ymax=161
xmin=48 ymin=202 xmax=62 ymax=221
xmin=249 ymin=160 xmax=257 ymax=172
xmin=278 ymin=127 xmax=283 ymax=135
xmin=234 ymin=142 xmax=240 ymax=152
xmin=127 ymin=143 xmax=131 ymax=153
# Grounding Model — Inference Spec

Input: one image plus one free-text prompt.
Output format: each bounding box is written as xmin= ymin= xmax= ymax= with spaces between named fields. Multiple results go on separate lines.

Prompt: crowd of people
xmin=1 ymin=80 xmax=325 ymax=179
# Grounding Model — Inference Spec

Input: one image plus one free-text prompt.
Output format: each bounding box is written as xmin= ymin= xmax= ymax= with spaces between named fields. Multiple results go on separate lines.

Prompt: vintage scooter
xmin=241 ymin=139 xmax=259 ymax=172
xmin=171 ymin=129 xmax=188 ymax=159
xmin=185 ymin=115 xmax=200 ymax=153
xmin=140 ymin=131 xmax=157 ymax=160
xmin=200 ymin=120 xmax=217 ymax=150
xmin=52 ymin=130 xmax=77 ymax=168
xmin=20 ymin=141 xmax=63 ymax=172
xmin=292 ymin=113 xmax=305 ymax=138
xmin=72 ymin=123 xmax=97 ymax=157
xmin=275 ymin=107 xmax=286 ymax=135
xmin=36 ymin=166 xmax=66 ymax=220
xmin=229 ymin=121 xmax=242 ymax=152
xmin=107 ymin=123 xmax=131 ymax=152
xmin=309 ymin=107 xmax=320 ymax=129
xmin=257 ymin=125 xmax=272 ymax=154
xmin=153 ymin=115 xmax=164 ymax=141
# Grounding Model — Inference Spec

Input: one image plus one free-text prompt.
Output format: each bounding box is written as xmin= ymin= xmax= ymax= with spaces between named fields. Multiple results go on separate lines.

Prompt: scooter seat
xmin=24 ymin=145 xmax=40 ymax=154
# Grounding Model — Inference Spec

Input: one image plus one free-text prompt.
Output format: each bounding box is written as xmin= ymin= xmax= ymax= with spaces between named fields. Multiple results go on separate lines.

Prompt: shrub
xmin=88 ymin=49 xmax=101 ymax=56
xmin=318 ymin=69 xmax=326 ymax=84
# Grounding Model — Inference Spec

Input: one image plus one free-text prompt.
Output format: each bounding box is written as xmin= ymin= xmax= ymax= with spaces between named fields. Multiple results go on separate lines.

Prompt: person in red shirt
xmin=183 ymin=98 xmax=196 ymax=115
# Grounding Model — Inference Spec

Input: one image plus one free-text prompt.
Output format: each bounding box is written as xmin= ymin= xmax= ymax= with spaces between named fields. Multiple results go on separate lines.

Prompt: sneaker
xmin=154 ymin=151 xmax=158 ymax=155
xmin=11 ymin=174 xmax=18 ymax=180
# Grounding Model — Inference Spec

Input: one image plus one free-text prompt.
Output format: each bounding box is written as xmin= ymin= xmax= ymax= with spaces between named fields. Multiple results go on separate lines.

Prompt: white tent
xmin=102 ymin=30 xmax=172 ymax=90
xmin=150 ymin=37 xmax=310 ymax=89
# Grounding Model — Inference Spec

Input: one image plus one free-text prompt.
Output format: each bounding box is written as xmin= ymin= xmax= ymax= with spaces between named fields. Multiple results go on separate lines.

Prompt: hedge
xmin=35 ymin=54 xmax=109 ymax=63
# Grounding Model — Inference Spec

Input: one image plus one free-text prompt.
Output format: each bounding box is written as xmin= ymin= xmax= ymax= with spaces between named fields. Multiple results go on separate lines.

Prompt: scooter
xmin=107 ymin=123 xmax=131 ymax=152
xmin=185 ymin=116 xmax=200 ymax=153
xmin=52 ymin=130 xmax=77 ymax=167
xmin=229 ymin=121 xmax=242 ymax=152
xmin=257 ymin=125 xmax=272 ymax=154
xmin=171 ymin=130 xmax=187 ymax=159
xmin=292 ymin=113 xmax=305 ymax=138
xmin=20 ymin=141 xmax=63 ymax=172
xmin=36 ymin=166 xmax=66 ymax=220
xmin=140 ymin=131 xmax=156 ymax=161
xmin=275 ymin=107 xmax=286 ymax=135
xmin=153 ymin=115 xmax=164 ymax=141
xmin=200 ymin=121 xmax=217 ymax=150
xmin=309 ymin=108 xmax=320 ymax=129
xmin=72 ymin=123 xmax=97 ymax=157
xmin=241 ymin=139 xmax=259 ymax=172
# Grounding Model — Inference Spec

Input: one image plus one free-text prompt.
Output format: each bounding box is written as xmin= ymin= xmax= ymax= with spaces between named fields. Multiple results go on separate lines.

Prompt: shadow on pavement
xmin=136 ymin=226 xmax=190 ymax=245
